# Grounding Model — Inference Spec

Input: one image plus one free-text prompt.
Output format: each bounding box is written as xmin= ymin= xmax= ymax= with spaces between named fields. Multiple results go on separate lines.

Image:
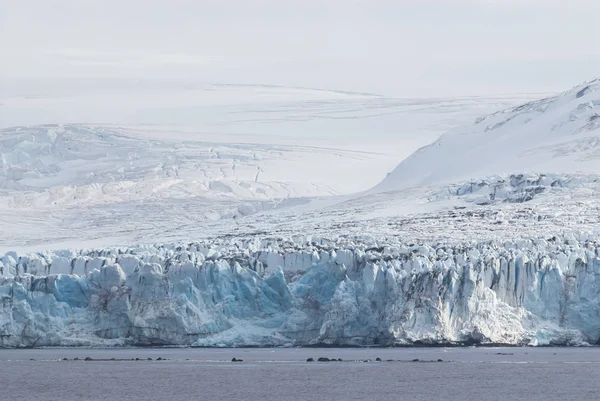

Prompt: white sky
xmin=1 ymin=0 xmax=599 ymax=96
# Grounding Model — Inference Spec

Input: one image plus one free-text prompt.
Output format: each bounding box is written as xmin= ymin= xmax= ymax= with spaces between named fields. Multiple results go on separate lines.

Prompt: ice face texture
xmin=1 ymin=236 xmax=599 ymax=347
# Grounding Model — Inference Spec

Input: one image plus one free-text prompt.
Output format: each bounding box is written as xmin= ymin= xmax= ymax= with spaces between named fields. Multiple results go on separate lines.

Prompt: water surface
xmin=1 ymin=347 xmax=598 ymax=401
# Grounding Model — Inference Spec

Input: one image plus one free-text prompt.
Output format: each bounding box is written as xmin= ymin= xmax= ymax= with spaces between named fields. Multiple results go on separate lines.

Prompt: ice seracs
xmin=1 ymin=234 xmax=600 ymax=347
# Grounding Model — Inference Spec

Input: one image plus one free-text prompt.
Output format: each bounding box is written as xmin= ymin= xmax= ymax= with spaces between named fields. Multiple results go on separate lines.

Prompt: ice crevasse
xmin=0 ymin=237 xmax=599 ymax=347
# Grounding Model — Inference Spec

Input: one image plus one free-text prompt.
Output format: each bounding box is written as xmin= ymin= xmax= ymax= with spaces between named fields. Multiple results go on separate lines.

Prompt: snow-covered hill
xmin=374 ymin=79 xmax=600 ymax=193
xmin=0 ymin=84 xmax=533 ymax=251
xmin=226 ymin=79 xmax=600 ymax=247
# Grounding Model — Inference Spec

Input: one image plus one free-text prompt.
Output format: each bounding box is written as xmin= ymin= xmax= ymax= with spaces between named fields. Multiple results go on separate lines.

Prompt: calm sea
xmin=1 ymin=347 xmax=598 ymax=401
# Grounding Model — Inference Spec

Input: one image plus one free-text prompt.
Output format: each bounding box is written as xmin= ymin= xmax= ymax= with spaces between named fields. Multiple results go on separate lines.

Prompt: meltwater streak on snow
xmin=1 ymin=235 xmax=600 ymax=347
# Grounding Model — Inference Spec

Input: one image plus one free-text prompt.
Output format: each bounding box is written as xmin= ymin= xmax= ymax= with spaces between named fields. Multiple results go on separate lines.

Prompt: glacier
xmin=1 ymin=79 xmax=600 ymax=348
xmin=1 ymin=235 xmax=599 ymax=347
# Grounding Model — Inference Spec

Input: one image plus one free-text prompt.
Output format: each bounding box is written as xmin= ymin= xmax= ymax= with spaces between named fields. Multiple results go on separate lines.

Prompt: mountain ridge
xmin=373 ymin=78 xmax=600 ymax=194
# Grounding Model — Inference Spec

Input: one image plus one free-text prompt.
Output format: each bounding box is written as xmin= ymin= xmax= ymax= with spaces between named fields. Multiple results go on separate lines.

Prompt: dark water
xmin=1 ymin=347 xmax=599 ymax=401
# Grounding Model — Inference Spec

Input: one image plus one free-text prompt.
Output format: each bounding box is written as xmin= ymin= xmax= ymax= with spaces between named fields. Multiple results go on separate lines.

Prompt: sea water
xmin=1 ymin=347 xmax=598 ymax=401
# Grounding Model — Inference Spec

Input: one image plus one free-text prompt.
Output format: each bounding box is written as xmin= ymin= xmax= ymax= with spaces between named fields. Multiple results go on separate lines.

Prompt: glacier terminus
xmin=1 ymin=233 xmax=600 ymax=347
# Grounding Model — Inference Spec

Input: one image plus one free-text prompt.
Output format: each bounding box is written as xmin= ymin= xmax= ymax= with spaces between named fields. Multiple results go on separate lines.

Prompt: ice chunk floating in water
xmin=1 ymin=236 xmax=600 ymax=347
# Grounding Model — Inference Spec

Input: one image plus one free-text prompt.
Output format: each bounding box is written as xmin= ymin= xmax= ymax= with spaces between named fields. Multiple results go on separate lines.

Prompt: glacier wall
xmin=1 ymin=236 xmax=600 ymax=347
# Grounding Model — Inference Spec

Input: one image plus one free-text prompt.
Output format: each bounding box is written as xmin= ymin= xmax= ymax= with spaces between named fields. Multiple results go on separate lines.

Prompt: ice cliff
xmin=1 ymin=235 xmax=599 ymax=347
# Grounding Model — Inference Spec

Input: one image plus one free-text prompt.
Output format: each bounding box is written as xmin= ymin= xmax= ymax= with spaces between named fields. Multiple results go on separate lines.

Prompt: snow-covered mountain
xmin=2 ymin=80 xmax=600 ymax=348
xmin=374 ymin=78 xmax=600 ymax=193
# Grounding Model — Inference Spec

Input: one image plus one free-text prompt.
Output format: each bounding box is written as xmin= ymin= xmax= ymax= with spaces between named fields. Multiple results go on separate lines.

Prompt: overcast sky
xmin=1 ymin=0 xmax=599 ymax=96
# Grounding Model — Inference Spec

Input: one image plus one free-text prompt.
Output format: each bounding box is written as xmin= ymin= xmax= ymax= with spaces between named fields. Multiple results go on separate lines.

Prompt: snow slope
xmin=374 ymin=79 xmax=600 ymax=193
xmin=0 ymin=83 xmax=534 ymax=250
xmin=217 ymin=78 xmax=600 ymax=247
